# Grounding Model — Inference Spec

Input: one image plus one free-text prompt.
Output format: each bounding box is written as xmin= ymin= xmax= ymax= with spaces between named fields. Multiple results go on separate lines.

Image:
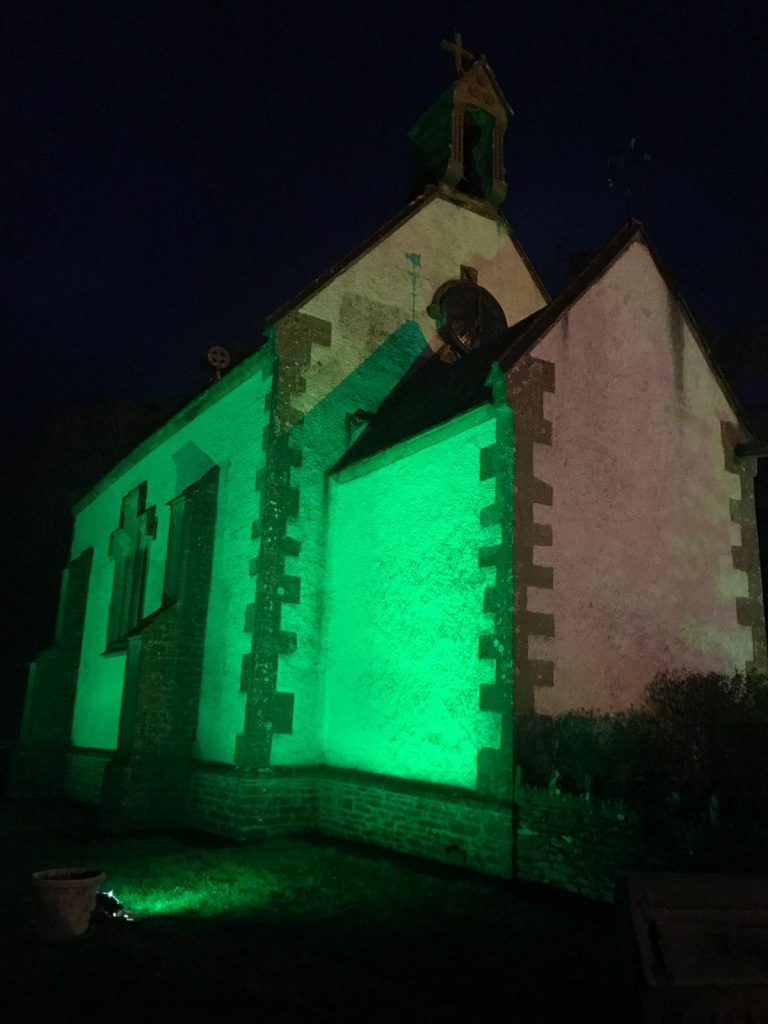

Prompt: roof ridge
xmin=498 ymin=219 xmax=643 ymax=372
xmin=497 ymin=220 xmax=755 ymax=437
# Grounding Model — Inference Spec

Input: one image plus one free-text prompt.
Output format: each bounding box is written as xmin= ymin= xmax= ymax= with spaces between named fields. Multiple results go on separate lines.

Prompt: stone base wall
xmin=188 ymin=764 xmax=513 ymax=874
xmin=185 ymin=765 xmax=646 ymax=899
xmin=11 ymin=754 xmax=644 ymax=902
xmin=65 ymin=749 xmax=111 ymax=805
xmin=516 ymin=784 xmax=642 ymax=902
xmin=317 ymin=771 xmax=513 ymax=875
xmin=187 ymin=766 xmax=318 ymax=840
xmin=101 ymin=760 xmax=190 ymax=831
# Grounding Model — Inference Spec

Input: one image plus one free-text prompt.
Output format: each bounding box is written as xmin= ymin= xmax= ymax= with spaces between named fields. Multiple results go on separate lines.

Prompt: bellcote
xmin=407 ymin=39 xmax=512 ymax=207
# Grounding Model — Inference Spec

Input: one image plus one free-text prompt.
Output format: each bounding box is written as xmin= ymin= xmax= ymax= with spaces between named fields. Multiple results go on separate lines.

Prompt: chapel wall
xmin=317 ymin=412 xmax=500 ymax=789
xmin=65 ymin=749 xmax=111 ymax=804
xmin=268 ymin=193 xmax=544 ymax=769
xmin=292 ymin=193 xmax=547 ymax=420
xmin=524 ymin=239 xmax=759 ymax=713
xmin=268 ymin=320 xmax=427 ymax=767
xmin=67 ymin=352 xmax=271 ymax=760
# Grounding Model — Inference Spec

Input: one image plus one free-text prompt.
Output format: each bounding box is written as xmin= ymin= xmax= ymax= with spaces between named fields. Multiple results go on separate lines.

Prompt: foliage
xmin=515 ymin=670 xmax=768 ymax=831
xmin=515 ymin=708 xmax=656 ymax=801
xmin=645 ymin=670 xmax=768 ymax=825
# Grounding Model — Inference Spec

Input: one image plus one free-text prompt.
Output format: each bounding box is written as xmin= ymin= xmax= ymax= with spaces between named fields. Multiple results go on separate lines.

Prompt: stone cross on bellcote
xmin=440 ymin=32 xmax=475 ymax=77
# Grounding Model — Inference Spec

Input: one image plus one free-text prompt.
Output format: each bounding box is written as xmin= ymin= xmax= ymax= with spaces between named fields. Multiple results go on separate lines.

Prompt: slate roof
xmin=335 ymin=219 xmax=755 ymax=473
xmin=333 ymin=311 xmax=539 ymax=472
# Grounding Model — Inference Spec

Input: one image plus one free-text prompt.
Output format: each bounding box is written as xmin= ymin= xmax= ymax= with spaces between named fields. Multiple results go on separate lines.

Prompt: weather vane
xmin=607 ymin=137 xmax=651 ymax=220
xmin=405 ymin=252 xmax=422 ymax=321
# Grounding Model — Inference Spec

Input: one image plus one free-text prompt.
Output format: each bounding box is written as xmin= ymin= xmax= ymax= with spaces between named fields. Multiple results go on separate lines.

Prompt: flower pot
xmin=31 ymin=868 xmax=107 ymax=940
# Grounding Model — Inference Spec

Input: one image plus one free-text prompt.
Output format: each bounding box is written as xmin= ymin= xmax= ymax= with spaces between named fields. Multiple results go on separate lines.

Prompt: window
xmin=107 ymin=483 xmax=156 ymax=647
xmin=428 ymin=280 xmax=508 ymax=360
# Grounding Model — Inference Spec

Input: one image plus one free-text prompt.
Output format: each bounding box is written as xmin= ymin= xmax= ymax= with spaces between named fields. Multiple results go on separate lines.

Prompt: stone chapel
xmin=11 ymin=43 xmax=766 ymax=879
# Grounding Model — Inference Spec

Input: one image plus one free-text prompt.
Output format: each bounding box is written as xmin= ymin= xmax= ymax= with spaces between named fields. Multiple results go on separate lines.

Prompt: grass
xmin=0 ymin=799 xmax=637 ymax=1022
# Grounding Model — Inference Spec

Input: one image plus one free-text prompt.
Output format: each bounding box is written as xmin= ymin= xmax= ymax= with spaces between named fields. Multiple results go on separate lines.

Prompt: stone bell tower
xmin=407 ymin=34 xmax=512 ymax=206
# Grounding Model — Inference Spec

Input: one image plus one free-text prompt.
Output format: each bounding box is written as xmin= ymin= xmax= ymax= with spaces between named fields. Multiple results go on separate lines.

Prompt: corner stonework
xmin=476 ymin=363 xmax=515 ymax=799
xmin=721 ymin=422 xmax=768 ymax=672
xmin=237 ymin=312 xmax=332 ymax=769
xmin=507 ymin=354 xmax=555 ymax=713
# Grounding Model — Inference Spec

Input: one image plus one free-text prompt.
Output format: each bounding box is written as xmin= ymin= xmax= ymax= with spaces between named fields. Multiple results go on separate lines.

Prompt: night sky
xmin=4 ymin=0 xmax=767 ymax=431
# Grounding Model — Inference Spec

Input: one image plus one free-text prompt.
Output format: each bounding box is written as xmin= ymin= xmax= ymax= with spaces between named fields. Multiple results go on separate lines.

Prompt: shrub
xmin=515 ymin=670 xmax=768 ymax=835
xmin=515 ymin=708 xmax=656 ymax=800
xmin=644 ymin=670 xmax=768 ymax=825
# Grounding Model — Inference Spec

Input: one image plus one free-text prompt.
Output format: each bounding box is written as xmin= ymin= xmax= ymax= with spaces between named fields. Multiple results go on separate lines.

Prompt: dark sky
xmin=4 ymin=0 xmax=767 ymax=428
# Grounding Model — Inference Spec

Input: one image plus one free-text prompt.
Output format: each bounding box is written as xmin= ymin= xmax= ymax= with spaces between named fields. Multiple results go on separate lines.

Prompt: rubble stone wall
xmin=65 ymin=749 xmax=111 ymax=805
xmin=185 ymin=763 xmax=643 ymax=900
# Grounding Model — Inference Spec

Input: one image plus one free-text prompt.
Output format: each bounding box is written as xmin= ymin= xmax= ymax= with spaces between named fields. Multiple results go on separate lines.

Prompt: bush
xmin=514 ymin=671 xmax=768 ymax=864
xmin=515 ymin=670 xmax=768 ymax=829
xmin=515 ymin=708 xmax=656 ymax=801
xmin=644 ymin=670 xmax=768 ymax=825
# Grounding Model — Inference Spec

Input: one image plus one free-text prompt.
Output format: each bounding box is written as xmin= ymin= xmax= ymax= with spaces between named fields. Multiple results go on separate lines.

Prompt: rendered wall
xmin=319 ymin=412 xmax=500 ymax=789
xmin=69 ymin=352 xmax=271 ymax=759
xmin=294 ymin=192 xmax=546 ymax=420
xmin=527 ymin=239 xmax=756 ymax=713
xmin=268 ymin=194 xmax=540 ymax=766
xmin=270 ymin=322 xmax=428 ymax=766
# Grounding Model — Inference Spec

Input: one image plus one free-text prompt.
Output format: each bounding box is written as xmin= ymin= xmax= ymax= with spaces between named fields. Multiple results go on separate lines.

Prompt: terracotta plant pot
xmin=32 ymin=868 xmax=107 ymax=940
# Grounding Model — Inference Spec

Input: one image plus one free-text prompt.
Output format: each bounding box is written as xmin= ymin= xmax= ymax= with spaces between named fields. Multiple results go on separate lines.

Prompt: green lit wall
xmin=271 ymin=322 xmax=428 ymax=766
xmin=267 ymin=191 xmax=545 ymax=768
xmin=65 ymin=192 xmax=534 ymax=772
xmin=69 ymin=350 xmax=271 ymax=757
xmin=319 ymin=410 xmax=500 ymax=789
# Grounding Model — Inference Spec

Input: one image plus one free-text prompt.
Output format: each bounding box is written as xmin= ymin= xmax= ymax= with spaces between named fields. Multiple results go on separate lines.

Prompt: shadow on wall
xmin=173 ymin=442 xmax=216 ymax=494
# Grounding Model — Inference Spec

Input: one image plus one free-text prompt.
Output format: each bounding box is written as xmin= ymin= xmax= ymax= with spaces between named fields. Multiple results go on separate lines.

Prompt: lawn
xmin=0 ymin=799 xmax=637 ymax=1022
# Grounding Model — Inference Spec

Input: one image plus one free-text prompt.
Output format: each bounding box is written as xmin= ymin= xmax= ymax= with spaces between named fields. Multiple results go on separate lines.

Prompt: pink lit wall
xmin=521 ymin=239 xmax=758 ymax=713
